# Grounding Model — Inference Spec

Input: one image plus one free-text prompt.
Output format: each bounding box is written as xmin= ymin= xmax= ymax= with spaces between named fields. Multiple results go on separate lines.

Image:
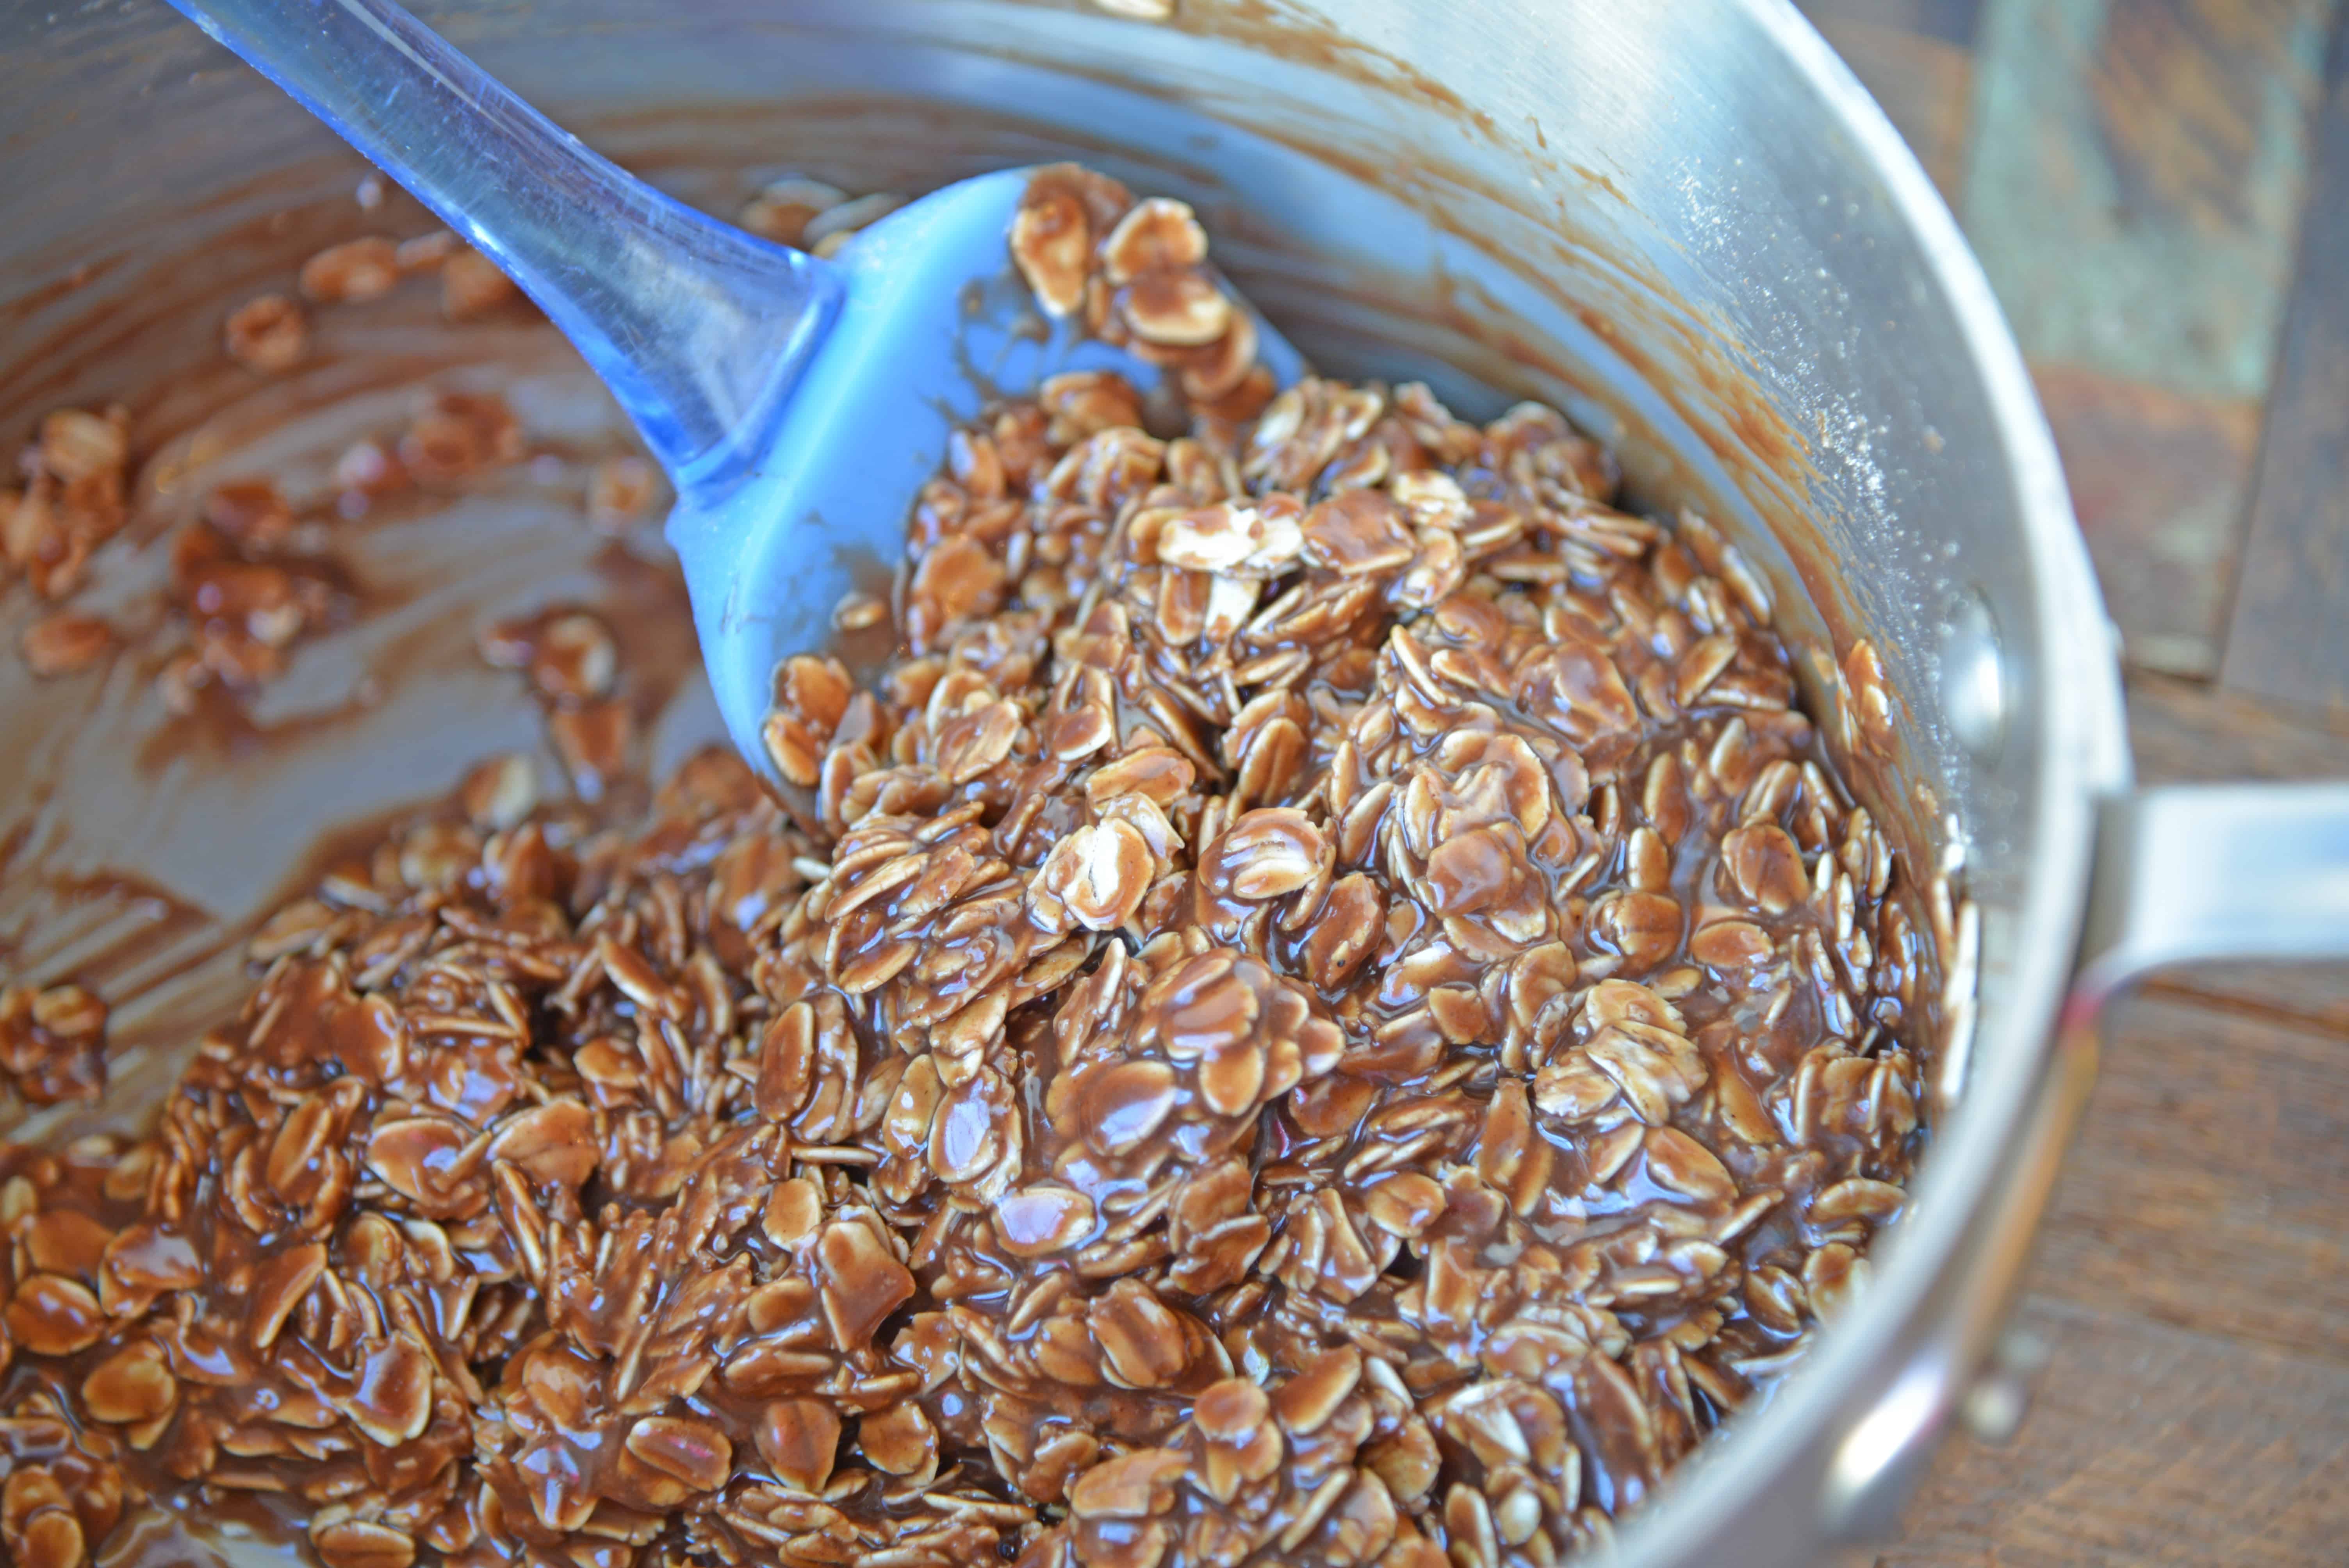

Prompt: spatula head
xmin=664 ymin=166 xmax=1305 ymax=786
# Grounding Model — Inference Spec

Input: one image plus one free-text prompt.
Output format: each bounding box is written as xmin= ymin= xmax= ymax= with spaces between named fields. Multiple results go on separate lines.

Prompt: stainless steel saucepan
xmin=5 ymin=2 xmax=2345 ymax=1564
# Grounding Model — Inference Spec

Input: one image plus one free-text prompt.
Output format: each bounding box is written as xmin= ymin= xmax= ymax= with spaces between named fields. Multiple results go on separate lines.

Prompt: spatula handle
xmin=164 ymin=0 xmax=841 ymax=483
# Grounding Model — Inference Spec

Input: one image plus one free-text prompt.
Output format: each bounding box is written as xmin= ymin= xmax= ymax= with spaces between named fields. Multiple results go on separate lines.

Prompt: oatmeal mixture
xmin=0 ymin=167 xmax=1932 ymax=1568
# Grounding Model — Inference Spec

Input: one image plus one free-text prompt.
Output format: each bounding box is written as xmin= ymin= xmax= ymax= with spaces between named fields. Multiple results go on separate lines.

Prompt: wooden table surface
xmin=1791 ymin=2 xmax=2349 ymax=1562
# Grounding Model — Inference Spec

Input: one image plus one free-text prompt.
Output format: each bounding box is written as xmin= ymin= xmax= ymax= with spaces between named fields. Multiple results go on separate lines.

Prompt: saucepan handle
xmin=1819 ymin=780 xmax=2349 ymax=1545
xmin=2069 ymin=782 xmax=2349 ymax=1021
xmin=161 ymin=0 xmax=842 ymax=477
xmin=1912 ymin=783 xmax=2349 ymax=1470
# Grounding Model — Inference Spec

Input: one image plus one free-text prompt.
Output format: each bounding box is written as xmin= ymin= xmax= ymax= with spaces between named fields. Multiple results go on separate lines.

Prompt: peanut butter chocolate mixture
xmin=0 ymin=167 xmax=1929 ymax=1568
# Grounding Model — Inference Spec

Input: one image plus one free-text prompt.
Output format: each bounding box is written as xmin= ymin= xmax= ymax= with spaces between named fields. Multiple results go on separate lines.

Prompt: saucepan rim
xmin=0 ymin=0 xmax=2131 ymax=1560
xmin=1611 ymin=4 xmax=2127 ymax=1559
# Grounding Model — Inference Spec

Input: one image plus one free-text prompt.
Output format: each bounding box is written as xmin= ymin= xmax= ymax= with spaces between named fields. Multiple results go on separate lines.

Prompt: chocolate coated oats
xmin=0 ymin=167 xmax=1929 ymax=1568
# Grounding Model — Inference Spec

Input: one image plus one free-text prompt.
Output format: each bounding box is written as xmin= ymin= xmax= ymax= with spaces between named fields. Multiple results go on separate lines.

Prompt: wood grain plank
xmin=2219 ymin=14 xmax=2349 ymax=713
xmin=1879 ymin=659 xmax=2349 ymax=1564
xmin=1882 ymin=1294 xmax=2349 ymax=1566
xmin=2147 ymin=963 xmax=2349 ymax=1041
xmin=1799 ymin=0 xmax=1986 ymax=46
xmin=1807 ymin=16 xmax=1978 ymax=200
xmin=1882 ymin=987 xmax=2349 ymax=1566
xmin=2037 ymin=365 xmax=2263 ymax=675
xmin=2032 ymin=992 xmax=2349 ymax=1357
xmin=2128 ymin=667 xmax=2349 ymax=780
xmin=2124 ymin=670 xmax=2349 ymax=1051
xmin=1966 ymin=0 xmax=2333 ymax=400
xmin=1964 ymin=0 xmax=2337 ymax=670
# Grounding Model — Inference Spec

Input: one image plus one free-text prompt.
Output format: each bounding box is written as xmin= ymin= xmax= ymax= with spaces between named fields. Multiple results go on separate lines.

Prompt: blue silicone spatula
xmin=164 ymin=0 xmax=1305 ymax=783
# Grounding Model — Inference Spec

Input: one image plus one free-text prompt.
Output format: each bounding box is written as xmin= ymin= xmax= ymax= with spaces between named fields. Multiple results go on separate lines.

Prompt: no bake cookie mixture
xmin=0 ymin=166 xmax=1935 ymax=1568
